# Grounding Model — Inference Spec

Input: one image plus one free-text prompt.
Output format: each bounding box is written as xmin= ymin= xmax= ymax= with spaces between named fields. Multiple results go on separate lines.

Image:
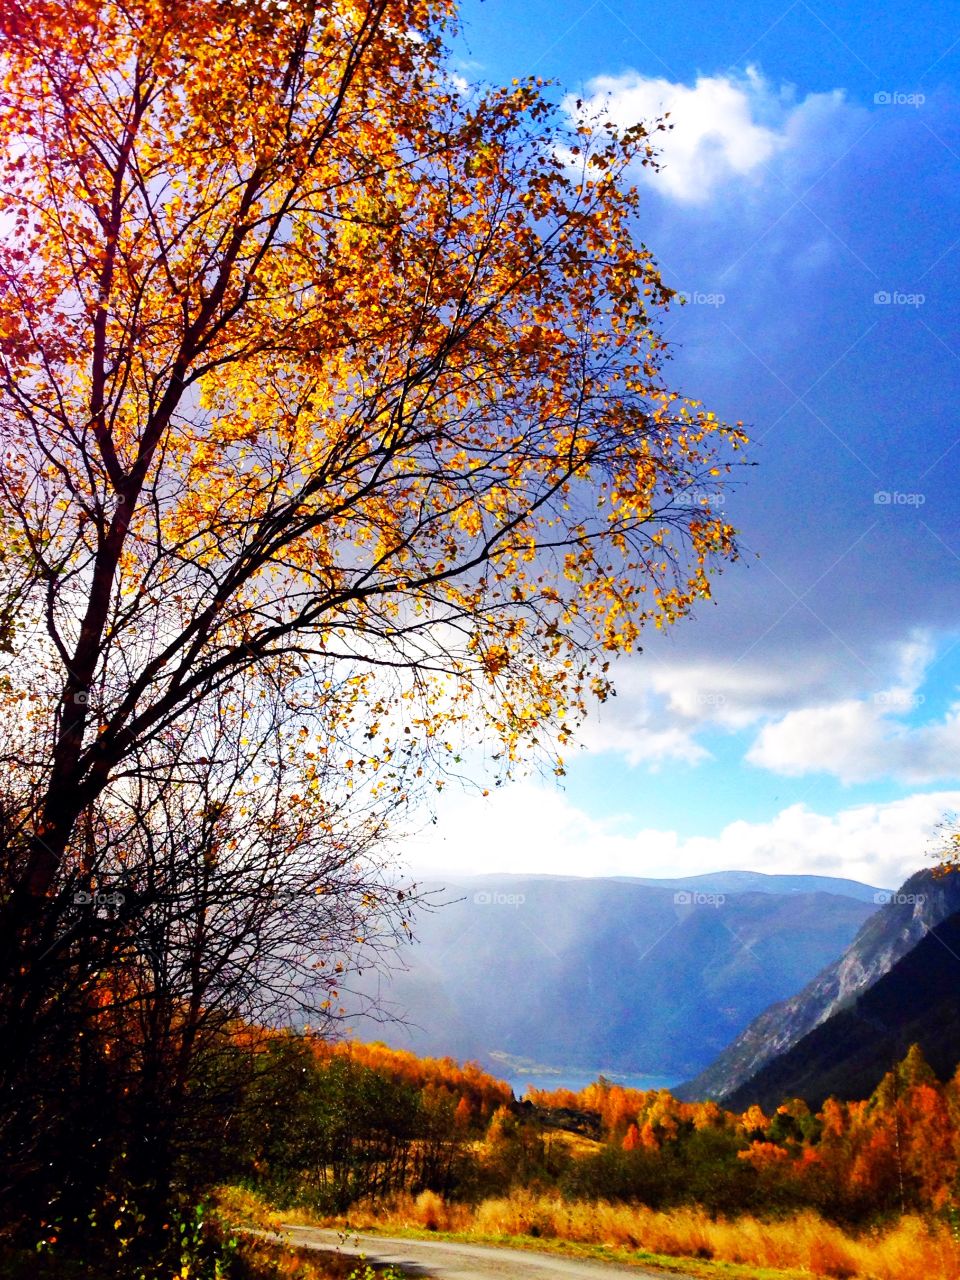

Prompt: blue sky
xmin=406 ymin=0 xmax=960 ymax=890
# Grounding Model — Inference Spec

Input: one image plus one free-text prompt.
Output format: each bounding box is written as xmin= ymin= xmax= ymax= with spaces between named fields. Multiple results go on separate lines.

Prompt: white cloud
xmin=405 ymin=781 xmax=959 ymax=892
xmin=747 ymin=698 xmax=960 ymax=784
xmin=564 ymin=66 xmax=854 ymax=203
xmin=743 ymin=630 xmax=960 ymax=785
xmin=646 ymin=660 xmax=836 ymax=729
xmin=884 ymin=630 xmax=936 ymax=704
xmin=576 ymin=698 xmax=710 ymax=768
xmin=573 ymin=650 xmax=839 ymax=765
xmin=573 ymin=630 xmax=960 ymax=790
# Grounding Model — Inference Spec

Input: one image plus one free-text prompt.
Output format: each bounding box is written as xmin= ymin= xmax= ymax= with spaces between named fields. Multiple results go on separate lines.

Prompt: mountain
xmin=626 ymin=871 xmax=887 ymax=903
xmin=723 ymin=908 xmax=960 ymax=1112
xmin=677 ymin=868 xmax=960 ymax=1102
xmin=345 ymin=872 xmax=881 ymax=1080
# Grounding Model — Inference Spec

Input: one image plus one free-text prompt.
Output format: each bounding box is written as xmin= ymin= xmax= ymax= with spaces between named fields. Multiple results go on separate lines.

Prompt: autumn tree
xmin=0 ymin=0 xmax=744 ymax=1247
xmin=0 ymin=0 xmax=742 ymax=913
xmin=454 ymin=1094 xmax=473 ymax=1129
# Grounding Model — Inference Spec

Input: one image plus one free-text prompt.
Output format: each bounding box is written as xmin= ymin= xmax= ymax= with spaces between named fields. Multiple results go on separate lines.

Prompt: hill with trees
xmin=723 ymin=909 xmax=960 ymax=1113
xmin=223 ymin=1029 xmax=960 ymax=1226
xmin=678 ymin=867 xmax=960 ymax=1102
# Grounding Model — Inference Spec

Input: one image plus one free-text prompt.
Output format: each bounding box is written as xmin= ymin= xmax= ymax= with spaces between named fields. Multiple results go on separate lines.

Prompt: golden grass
xmin=215 ymin=1182 xmax=287 ymax=1231
xmin=541 ymin=1128 xmax=603 ymax=1158
xmin=332 ymin=1189 xmax=960 ymax=1279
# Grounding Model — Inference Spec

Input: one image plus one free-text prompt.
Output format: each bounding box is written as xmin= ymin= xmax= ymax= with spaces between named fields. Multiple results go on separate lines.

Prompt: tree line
xmin=246 ymin=1037 xmax=960 ymax=1227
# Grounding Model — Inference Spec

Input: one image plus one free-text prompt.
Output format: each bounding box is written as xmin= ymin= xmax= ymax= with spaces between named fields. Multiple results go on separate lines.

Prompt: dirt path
xmin=273 ymin=1223 xmax=700 ymax=1280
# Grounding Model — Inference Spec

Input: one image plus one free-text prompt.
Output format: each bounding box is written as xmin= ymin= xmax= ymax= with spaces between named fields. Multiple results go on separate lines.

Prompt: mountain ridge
xmin=723 ymin=907 xmax=960 ymax=1111
xmin=414 ymin=869 xmax=887 ymax=901
xmin=676 ymin=867 xmax=960 ymax=1102
xmin=347 ymin=871 xmax=881 ymax=1079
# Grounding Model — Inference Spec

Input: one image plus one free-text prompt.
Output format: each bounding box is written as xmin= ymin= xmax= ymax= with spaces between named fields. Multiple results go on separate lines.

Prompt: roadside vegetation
xmin=7 ymin=1018 xmax=960 ymax=1278
xmin=216 ymin=1035 xmax=960 ymax=1280
xmin=323 ymin=1191 xmax=959 ymax=1280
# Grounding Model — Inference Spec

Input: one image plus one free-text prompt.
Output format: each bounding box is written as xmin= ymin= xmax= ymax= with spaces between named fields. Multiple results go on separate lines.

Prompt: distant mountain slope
xmin=724 ymin=909 xmax=960 ymax=1112
xmin=677 ymin=868 xmax=960 ymax=1102
xmin=345 ymin=873 xmax=879 ymax=1079
xmin=438 ymin=870 xmax=888 ymax=902
xmin=626 ymin=871 xmax=888 ymax=903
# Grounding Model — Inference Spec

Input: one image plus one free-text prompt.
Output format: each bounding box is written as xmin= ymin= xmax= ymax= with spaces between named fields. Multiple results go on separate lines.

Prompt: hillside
xmin=678 ymin=867 xmax=960 ymax=1101
xmin=346 ymin=872 xmax=880 ymax=1079
xmin=626 ymin=870 xmax=887 ymax=901
xmin=723 ymin=908 xmax=960 ymax=1111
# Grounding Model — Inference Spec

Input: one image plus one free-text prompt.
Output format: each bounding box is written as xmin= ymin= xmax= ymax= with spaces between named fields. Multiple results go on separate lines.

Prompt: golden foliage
xmin=0 ymin=0 xmax=745 ymax=887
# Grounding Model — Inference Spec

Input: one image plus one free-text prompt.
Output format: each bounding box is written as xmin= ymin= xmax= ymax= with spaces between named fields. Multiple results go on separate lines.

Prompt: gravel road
xmin=272 ymin=1223 xmax=699 ymax=1280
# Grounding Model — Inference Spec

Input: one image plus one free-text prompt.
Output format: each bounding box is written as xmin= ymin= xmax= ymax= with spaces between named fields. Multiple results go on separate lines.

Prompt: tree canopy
xmin=0 ymin=0 xmax=744 ymax=901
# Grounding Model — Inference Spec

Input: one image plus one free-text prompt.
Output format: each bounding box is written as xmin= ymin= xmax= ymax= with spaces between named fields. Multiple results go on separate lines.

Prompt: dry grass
xmin=541 ymin=1129 xmax=603 ymax=1158
xmin=216 ymin=1183 xmax=288 ymax=1231
xmin=234 ymin=1233 xmax=356 ymax=1278
xmin=330 ymin=1189 xmax=960 ymax=1279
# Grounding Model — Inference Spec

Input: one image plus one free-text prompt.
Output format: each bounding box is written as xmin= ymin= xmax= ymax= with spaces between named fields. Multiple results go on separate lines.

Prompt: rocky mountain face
xmin=676 ymin=868 xmax=960 ymax=1102
xmin=345 ymin=871 xmax=882 ymax=1080
xmin=723 ymin=907 xmax=960 ymax=1112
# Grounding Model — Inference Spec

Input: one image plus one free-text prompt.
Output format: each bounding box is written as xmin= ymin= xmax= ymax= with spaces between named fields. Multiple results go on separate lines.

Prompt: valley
xmin=344 ymin=871 xmax=885 ymax=1081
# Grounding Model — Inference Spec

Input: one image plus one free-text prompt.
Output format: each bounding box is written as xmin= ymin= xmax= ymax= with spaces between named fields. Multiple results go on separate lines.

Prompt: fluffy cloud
xmin=748 ymin=699 xmax=960 ymax=784
xmin=573 ymin=659 xmax=792 ymax=766
xmin=575 ymin=696 xmax=710 ymax=768
xmin=405 ymin=781 xmax=959 ymax=892
xmin=564 ymin=66 xmax=855 ymax=203
xmin=572 ymin=630 xmax=960 ymax=790
xmin=743 ymin=631 xmax=960 ymax=784
xmin=645 ymin=658 xmax=843 ymax=729
xmin=573 ymin=646 xmax=847 ymax=765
